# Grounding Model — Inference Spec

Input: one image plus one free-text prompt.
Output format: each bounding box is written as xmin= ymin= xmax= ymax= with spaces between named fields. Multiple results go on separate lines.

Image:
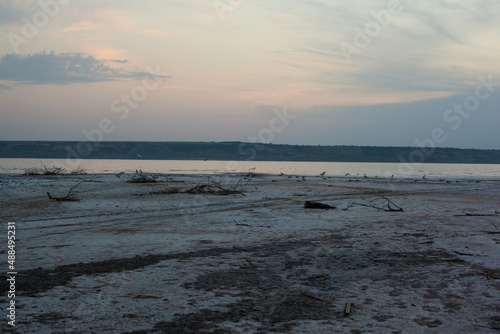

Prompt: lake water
xmin=1 ymin=158 xmax=500 ymax=180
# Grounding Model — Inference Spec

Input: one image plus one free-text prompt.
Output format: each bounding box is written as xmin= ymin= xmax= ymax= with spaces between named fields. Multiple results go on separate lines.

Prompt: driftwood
xmin=24 ymin=168 xmax=43 ymax=176
xmin=127 ymin=170 xmax=158 ymax=183
xmin=234 ymin=220 xmax=271 ymax=228
xmin=482 ymin=224 xmax=500 ymax=235
xmin=148 ymin=179 xmax=248 ymax=196
xmin=41 ymin=162 xmax=66 ymax=175
xmin=343 ymin=197 xmax=404 ymax=212
xmin=455 ymin=212 xmax=499 ymax=217
xmin=454 ymin=251 xmax=476 ymax=256
xmin=25 ymin=162 xmax=66 ymax=175
xmin=46 ymin=179 xmax=100 ymax=201
xmin=127 ymin=177 xmax=157 ymax=183
xmin=186 ymin=179 xmax=248 ymax=196
xmin=69 ymin=166 xmax=87 ymax=175
xmin=344 ymin=300 xmax=353 ymax=316
xmin=304 ymin=201 xmax=336 ymax=210
xmin=300 ymin=290 xmax=324 ymax=302
xmin=234 ymin=220 xmax=252 ymax=227
xmin=47 ymin=181 xmax=86 ymax=201
xmin=24 ymin=163 xmax=85 ymax=176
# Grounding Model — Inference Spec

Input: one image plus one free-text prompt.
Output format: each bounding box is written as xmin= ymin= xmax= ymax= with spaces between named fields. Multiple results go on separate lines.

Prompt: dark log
xmin=304 ymin=201 xmax=336 ymax=210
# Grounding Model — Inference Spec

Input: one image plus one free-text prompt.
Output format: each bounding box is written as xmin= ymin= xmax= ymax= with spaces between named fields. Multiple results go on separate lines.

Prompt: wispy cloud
xmin=60 ymin=6 xmax=171 ymax=37
xmin=0 ymin=2 xmax=23 ymax=26
xmin=110 ymin=59 xmax=128 ymax=64
xmin=263 ymin=0 xmax=500 ymax=99
xmin=0 ymin=52 xmax=164 ymax=84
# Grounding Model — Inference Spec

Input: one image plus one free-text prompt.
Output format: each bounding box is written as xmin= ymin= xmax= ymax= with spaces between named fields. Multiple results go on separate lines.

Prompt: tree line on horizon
xmin=0 ymin=141 xmax=499 ymax=164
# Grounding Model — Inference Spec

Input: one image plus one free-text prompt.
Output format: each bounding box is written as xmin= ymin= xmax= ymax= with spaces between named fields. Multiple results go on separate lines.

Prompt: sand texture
xmin=1 ymin=173 xmax=499 ymax=333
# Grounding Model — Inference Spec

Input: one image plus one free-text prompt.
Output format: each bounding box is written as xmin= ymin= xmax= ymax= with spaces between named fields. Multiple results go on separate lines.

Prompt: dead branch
xmin=234 ymin=220 xmax=271 ymax=228
xmin=25 ymin=162 xmax=67 ymax=175
xmin=342 ymin=196 xmax=403 ymax=212
xmin=453 ymin=250 xmax=476 ymax=256
xmin=127 ymin=169 xmax=158 ymax=183
xmin=40 ymin=161 xmax=66 ymax=175
xmin=234 ymin=220 xmax=252 ymax=227
xmin=24 ymin=167 xmax=42 ymax=175
xmin=455 ymin=213 xmax=499 ymax=217
xmin=300 ymin=290 xmax=324 ymax=302
xmin=185 ymin=179 xmax=247 ymax=196
xmin=234 ymin=177 xmax=250 ymax=192
xmin=69 ymin=166 xmax=87 ymax=175
xmin=47 ymin=180 xmax=90 ymax=201
xmin=482 ymin=224 xmax=500 ymax=235
xmin=383 ymin=196 xmax=404 ymax=211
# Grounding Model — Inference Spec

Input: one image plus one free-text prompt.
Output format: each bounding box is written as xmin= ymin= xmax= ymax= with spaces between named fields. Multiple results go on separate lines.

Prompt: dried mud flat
xmin=0 ymin=173 xmax=499 ymax=333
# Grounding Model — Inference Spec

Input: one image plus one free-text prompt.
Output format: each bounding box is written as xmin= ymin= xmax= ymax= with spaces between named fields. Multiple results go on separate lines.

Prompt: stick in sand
xmin=344 ymin=300 xmax=353 ymax=316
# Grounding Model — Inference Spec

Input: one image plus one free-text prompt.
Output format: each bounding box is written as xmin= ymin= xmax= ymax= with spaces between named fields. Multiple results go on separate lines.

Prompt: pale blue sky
xmin=0 ymin=0 xmax=499 ymax=148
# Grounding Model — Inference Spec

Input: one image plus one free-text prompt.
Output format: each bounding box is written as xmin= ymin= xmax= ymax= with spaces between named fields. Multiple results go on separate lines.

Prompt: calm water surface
xmin=1 ymin=158 xmax=500 ymax=180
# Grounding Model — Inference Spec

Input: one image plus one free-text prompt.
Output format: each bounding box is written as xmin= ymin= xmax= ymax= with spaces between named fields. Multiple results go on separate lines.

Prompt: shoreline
xmin=2 ymin=172 xmax=500 ymax=182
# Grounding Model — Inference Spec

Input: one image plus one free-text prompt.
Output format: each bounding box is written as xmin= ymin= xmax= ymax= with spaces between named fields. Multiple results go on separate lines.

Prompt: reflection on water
xmin=1 ymin=158 xmax=500 ymax=180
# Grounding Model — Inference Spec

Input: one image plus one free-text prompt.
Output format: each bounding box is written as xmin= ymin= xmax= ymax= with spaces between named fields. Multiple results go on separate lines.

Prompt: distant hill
xmin=0 ymin=141 xmax=499 ymax=164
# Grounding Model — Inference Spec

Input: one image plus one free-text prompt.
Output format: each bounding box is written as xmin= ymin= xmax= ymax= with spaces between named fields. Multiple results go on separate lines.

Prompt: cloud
xmin=0 ymin=2 xmax=23 ymax=26
xmin=258 ymin=0 xmax=500 ymax=99
xmin=0 ymin=51 xmax=166 ymax=84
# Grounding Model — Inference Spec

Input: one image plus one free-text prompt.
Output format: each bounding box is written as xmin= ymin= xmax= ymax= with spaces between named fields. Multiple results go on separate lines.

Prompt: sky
xmin=0 ymin=0 xmax=499 ymax=149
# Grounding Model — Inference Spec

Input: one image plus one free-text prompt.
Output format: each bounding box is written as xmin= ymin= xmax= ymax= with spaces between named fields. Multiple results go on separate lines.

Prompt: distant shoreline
xmin=1 ymin=141 xmax=499 ymax=164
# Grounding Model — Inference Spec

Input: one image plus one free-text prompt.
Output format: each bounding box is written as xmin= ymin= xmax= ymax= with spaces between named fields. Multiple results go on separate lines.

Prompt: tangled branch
xmin=25 ymin=162 xmax=66 ymax=175
xmin=47 ymin=179 xmax=99 ymax=201
xmin=342 ymin=196 xmax=404 ymax=212
xmin=185 ymin=179 xmax=248 ymax=196
xmin=127 ymin=169 xmax=159 ymax=183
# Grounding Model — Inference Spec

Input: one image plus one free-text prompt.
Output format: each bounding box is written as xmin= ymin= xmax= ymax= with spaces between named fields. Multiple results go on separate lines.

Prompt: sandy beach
xmin=1 ymin=173 xmax=499 ymax=333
